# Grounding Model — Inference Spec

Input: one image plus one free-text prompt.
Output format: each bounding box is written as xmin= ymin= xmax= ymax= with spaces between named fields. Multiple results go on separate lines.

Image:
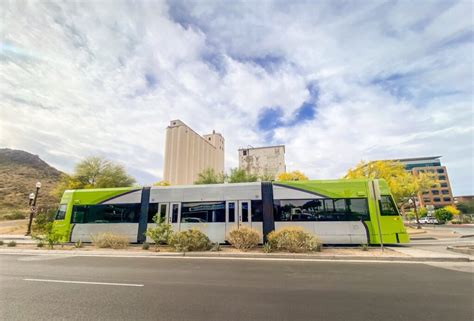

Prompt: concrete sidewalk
xmin=388 ymin=246 xmax=473 ymax=262
xmin=0 ymin=247 xmax=472 ymax=263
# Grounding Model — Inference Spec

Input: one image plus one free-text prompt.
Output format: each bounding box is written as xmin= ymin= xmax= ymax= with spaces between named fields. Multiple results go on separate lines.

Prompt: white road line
xmin=23 ymin=278 xmax=144 ymax=287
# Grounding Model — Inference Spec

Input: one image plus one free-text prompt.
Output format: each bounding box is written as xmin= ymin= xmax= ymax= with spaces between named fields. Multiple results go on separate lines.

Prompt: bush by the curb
xmin=91 ymin=232 xmax=129 ymax=249
xmin=267 ymin=228 xmax=321 ymax=253
xmin=142 ymin=242 xmax=150 ymax=250
xmin=227 ymin=227 xmax=260 ymax=251
xmin=169 ymin=229 xmax=211 ymax=252
xmin=7 ymin=241 xmax=17 ymax=247
xmin=37 ymin=241 xmax=44 ymax=248
xmin=0 ymin=240 xmax=4 ymax=246
xmin=74 ymin=240 xmax=83 ymax=248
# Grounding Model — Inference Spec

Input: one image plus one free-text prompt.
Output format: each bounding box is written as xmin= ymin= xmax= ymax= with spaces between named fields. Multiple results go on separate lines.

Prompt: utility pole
xmin=26 ymin=182 xmax=41 ymax=236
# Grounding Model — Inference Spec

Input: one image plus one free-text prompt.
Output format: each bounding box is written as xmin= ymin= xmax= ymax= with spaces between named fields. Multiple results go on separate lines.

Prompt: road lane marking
xmin=23 ymin=278 xmax=144 ymax=287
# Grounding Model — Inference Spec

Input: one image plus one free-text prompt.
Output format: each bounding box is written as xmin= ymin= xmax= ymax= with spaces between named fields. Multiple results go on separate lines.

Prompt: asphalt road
xmin=0 ymin=255 xmax=472 ymax=321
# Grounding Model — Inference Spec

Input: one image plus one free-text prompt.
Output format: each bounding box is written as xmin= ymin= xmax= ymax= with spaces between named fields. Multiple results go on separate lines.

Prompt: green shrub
xmin=145 ymin=215 xmax=173 ymax=248
xmin=37 ymin=241 xmax=44 ymax=248
xmin=0 ymin=240 xmax=4 ymax=246
xmin=435 ymin=208 xmax=453 ymax=223
xmin=169 ymin=229 xmax=211 ymax=252
xmin=91 ymin=232 xmax=129 ymax=249
xmin=7 ymin=241 xmax=17 ymax=247
xmin=74 ymin=240 xmax=83 ymax=248
xmin=45 ymin=231 xmax=63 ymax=249
xmin=267 ymin=228 xmax=322 ymax=253
xmin=262 ymin=242 xmax=272 ymax=253
xmin=142 ymin=242 xmax=150 ymax=250
xmin=210 ymin=242 xmax=221 ymax=252
xmin=361 ymin=244 xmax=369 ymax=251
xmin=227 ymin=227 xmax=260 ymax=251
xmin=32 ymin=210 xmax=56 ymax=234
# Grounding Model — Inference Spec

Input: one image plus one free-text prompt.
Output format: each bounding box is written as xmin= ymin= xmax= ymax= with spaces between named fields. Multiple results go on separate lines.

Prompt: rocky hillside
xmin=0 ymin=148 xmax=63 ymax=219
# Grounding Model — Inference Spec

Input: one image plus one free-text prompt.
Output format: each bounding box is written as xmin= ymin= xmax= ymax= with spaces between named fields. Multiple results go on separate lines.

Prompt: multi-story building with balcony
xmin=395 ymin=156 xmax=454 ymax=208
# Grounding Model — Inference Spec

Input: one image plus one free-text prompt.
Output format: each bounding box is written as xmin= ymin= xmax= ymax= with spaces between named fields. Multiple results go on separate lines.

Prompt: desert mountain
xmin=0 ymin=148 xmax=63 ymax=218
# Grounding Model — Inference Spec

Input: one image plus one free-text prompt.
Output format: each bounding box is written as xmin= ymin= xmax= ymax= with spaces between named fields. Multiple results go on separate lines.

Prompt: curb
xmin=0 ymin=249 xmax=470 ymax=263
xmin=460 ymin=234 xmax=474 ymax=238
xmin=446 ymin=246 xmax=474 ymax=256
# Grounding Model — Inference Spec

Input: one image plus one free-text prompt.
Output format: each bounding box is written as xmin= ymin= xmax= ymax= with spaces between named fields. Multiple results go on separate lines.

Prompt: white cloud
xmin=0 ymin=0 xmax=472 ymax=194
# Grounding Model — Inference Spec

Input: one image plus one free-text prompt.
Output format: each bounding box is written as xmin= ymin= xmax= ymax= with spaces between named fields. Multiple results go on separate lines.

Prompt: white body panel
xmin=251 ymin=222 xmax=264 ymax=243
xmin=71 ymin=223 xmax=138 ymax=243
xmin=274 ymin=221 xmax=367 ymax=244
xmin=150 ymin=183 xmax=261 ymax=203
xmin=179 ymin=223 xmax=226 ymax=243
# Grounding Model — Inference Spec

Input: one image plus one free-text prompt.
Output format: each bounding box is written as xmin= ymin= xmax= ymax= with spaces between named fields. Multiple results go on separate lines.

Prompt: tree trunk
xmin=413 ymin=197 xmax=421 ymax=229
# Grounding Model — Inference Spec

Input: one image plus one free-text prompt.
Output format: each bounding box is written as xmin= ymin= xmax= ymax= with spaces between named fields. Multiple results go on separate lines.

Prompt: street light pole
xmin=26 ymin=182 xmax=41 ymax=236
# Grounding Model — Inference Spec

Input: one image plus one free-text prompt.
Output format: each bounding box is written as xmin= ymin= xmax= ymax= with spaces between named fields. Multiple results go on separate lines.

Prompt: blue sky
xmin=0 ymin=1 xmax=473 ymax=195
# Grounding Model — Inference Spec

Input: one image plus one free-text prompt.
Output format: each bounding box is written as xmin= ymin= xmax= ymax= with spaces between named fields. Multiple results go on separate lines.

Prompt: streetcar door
xmin=238 ymin=200 xmax=251 ymax=229
xmin=169 ymin=203 xmax=181 ymax=232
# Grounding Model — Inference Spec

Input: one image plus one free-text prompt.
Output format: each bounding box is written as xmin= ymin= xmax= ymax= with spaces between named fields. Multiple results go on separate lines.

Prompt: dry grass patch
xmin=91 ymin=232 xmax=129 ymax=249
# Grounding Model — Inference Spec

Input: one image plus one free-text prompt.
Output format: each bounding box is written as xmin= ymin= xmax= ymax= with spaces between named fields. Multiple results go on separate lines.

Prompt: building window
xmin=243 ymin=150 xmax=247 ymax=156
xmin=433 ymin=197 xmax=441 ymax=202
xmin=273 ymin=198 xmax=370 ymax=221
xmin=438 ymin=175 xmax=446 ymax=180
xmin=440 ymin=183 xmax=448 ymax=188
xmin=422 ymin=191 xmax=429 ymax=195
xmin=432 ymin=190 xmax=440 ymax=195
xmin=181 ymin=202 xmax=225 ymax=223
xmin=443 ymin=197 xmax=451 ymax=202
xmin=437 ymin=169 xmax=444 ymax=174
xmin=441 ymin=190 xmax=449 ymax=195
xmin=423 ymin=198 xmax=431 ymax=203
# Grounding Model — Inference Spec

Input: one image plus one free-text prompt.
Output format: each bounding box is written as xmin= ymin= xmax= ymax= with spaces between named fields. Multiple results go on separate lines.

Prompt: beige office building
xmin=238 ymin=145 xmax=286 ymax=179
xmin=163 ymin=120 xmax=224 ymax=185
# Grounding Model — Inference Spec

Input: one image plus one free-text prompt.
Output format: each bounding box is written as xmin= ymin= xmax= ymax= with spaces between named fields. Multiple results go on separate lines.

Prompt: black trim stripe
xmin=98 ymin=189 xmax=141 ymax=204
xmin=272 ymin=183 xmax=329 ymax=198
xmin=261 ymin=182 xmax=275 ymax=242
xmin=137 ymin=187 xmax=150 ymax=244
xmin=361 ymin=221 xmax=370 ymax=245
xmin=69 ymin=223 xmax=76 ymax=243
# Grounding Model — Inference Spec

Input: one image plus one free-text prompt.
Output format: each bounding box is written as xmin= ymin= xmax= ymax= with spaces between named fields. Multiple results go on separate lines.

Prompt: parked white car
xmin=419 ymin=217 xmax=439 ymax=224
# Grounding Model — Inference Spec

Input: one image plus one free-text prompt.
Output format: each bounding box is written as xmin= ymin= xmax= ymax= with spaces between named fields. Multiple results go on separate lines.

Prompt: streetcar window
xmin=159 ymin=204 xmax=167 ymax=221
xmin=379 ymin=196 xmax=399 ymax=216
xmin=71 ymin=204 xmax=140 ymax=223
xmin=147 ymin=203 xmax=158 ymax=223
xmin=241 ymin=202 xmax=249 ymax=222
xmin=55 ymin=204 xmax=67 ymax=220
xmin=228 ymin=202 xmax=235 ymax=222
xmin=180 ymin=202 xmax=225 ymax=223
xmin=251 ymin=200 xmax=263 ymax=222
xmin=273 ymin=198 xmax=369 ymax=221
xmin=171 ymin=204 xmax=179 ymax=223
